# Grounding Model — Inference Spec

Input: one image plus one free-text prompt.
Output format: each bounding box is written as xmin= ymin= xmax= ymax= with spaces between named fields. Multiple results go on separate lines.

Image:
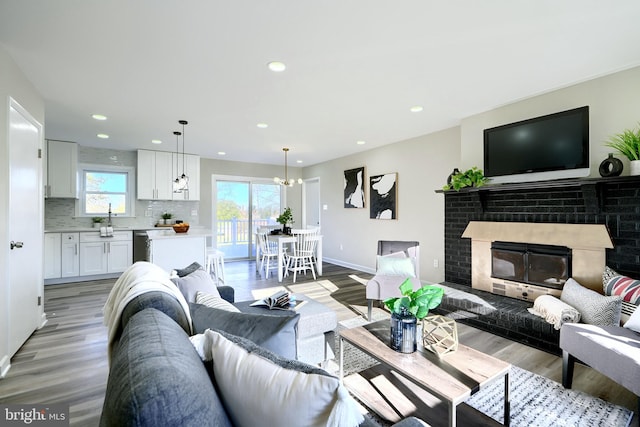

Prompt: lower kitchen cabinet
xmin=44 ymin=230 xmax=132 ymax=283
xmin=79 ymin=231 xmax=133 ymax=276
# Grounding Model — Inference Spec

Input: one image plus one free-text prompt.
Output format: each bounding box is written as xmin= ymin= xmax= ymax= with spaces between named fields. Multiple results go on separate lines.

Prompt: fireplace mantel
xmin=462 ymin=221 xmax=613 ymax=250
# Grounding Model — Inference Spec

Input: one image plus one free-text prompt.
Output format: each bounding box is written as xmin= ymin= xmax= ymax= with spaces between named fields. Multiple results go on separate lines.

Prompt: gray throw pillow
xmin=190 ymin=303 xmax=299 ymax=360
xmin=171 ymin=269 xmax=220 ymax=303
xmin=175 ymin=262 xmax=203 ymax=277
xmin=561 ymin=278 xmax=622 ymax=326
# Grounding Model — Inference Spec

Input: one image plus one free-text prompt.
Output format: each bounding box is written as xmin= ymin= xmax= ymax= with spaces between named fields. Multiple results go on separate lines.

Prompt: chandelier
xmin=173 ymin=120 xmax=189 ymax=193
xmin=274 ymin=148 xmax=302 ymax=186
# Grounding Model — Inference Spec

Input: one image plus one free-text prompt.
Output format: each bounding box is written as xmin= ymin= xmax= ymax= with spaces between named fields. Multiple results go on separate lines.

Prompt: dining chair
xmin=256 ymin=231 xmax=281 ymax=279
xmin=286 ymin=230 xmax=319 ymax=283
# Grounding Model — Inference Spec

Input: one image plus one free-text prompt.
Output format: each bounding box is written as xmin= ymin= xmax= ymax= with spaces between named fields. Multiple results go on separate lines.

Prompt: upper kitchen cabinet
xmin=137 ymin=150 xmax=174 ymax=200
xmin=46 ymin=140 xmax=78 ymax=198
xmin=172 ymin=153 xmax=200 ymax=201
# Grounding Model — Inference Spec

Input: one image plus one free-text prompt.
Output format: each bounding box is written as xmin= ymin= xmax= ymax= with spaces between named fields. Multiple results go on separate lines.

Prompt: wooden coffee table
xmin=339 ymin=321 xmax=511 ymax=427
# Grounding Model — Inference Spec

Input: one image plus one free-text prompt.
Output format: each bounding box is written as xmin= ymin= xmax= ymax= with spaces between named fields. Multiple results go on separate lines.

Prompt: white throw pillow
xmin=195 ymin=291 xmax=240 ymax=312
xmin=624 ymin=306 xmax=640 ymax=333
xmin=376 ymin=255 xmax=415 ymax=277
xmin=192 ymin=329 xmax=363 ymax=427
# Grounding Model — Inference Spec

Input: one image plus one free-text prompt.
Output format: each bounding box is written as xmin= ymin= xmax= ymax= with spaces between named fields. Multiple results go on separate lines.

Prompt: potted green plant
xmin=384 ymin=279 xmax=444 ymax=353
xmin=276 ymin=207 xmax=294 ymax=234
xmin=92 ymin=217 xmax=104 ymax=228
xmin=442 ymin=167 xmax=488 ymax=191
xmin=604 ymin=124 xmax=640 ymax=176
xmin=161 ymin=212 xmax=173 ymax=225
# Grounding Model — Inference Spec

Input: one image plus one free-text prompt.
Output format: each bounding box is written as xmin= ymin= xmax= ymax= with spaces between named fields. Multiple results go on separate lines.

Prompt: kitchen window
xmin=77 ymin=164 xmax=135 ymax=217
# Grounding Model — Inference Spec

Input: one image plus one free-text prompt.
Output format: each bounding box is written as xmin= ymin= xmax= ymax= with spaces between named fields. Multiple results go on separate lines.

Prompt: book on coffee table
xmin=250 ymin=289 xmax=291 ymax=310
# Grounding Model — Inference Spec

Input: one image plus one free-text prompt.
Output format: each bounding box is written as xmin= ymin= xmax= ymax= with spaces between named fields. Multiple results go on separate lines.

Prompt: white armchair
xmin=366 ymin=240 xmax=421 ymax=321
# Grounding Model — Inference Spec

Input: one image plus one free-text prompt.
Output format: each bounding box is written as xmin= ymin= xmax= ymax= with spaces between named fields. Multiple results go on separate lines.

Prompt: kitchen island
xmin=146 ymin=228 xmax=212 ymax=273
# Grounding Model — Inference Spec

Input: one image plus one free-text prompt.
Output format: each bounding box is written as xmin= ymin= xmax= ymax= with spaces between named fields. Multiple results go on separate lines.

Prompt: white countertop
xmin=146 ymin=229 xmax=212 ymax=240
xmin=45 ymin=227 xmax=135 ymax=233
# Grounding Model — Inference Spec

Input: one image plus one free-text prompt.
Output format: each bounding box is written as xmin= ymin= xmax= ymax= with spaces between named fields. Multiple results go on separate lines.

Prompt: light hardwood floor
xmin=0 ymin=261 xmax=636 ymax=426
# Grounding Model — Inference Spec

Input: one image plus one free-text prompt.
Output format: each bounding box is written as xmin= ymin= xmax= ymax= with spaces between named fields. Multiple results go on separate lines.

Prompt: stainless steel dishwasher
xmin=133 ymin=230 xmax=150 ymax=262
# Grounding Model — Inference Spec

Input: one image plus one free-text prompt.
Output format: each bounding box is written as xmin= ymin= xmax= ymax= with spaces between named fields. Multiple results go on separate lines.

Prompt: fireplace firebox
xmin=491 ymin=242 xmax=571 ymax=290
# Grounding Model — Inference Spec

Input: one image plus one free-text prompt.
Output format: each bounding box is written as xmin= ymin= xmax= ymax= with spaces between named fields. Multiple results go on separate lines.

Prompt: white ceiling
xmin=1 ymin=1 xmax=640 ymax=166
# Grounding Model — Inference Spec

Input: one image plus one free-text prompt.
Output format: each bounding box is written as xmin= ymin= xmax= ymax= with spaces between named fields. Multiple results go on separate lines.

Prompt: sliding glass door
xmin=215 ymin=178 xmax=282 ymax=259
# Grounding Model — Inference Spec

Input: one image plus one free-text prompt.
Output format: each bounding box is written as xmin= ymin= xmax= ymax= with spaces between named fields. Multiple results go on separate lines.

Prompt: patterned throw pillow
xmin=196 ymin=291 xmax=240 ymax=312
xmin=561 ymin=278 xmax=622 ymax=326
xmin=602 ymin=266 xmax=640 ymax=323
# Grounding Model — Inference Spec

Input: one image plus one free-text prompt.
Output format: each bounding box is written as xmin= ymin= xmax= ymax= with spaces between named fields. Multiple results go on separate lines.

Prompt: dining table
xmin=255 ymin=233 xmax=323 ymax=282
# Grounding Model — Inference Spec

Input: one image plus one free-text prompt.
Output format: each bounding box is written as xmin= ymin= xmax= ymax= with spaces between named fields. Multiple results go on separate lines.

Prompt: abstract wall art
xmin=369 ymin=172 xmax=397 ymax=219
xmin=344 ymin=166 xmax=365 ymax=208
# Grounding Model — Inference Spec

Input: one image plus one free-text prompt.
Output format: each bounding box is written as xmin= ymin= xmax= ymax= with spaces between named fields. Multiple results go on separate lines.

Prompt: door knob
xmin=10 ymin=241 xmax=24 ymax=250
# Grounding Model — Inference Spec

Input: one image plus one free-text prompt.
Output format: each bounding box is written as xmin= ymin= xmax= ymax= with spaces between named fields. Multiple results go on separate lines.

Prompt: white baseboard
xmin=322 ymin=257 xmax=375 ymax=275
xmin=39 ymin=312 xmax=48 ymax=329
xmin=0 ymin=355 xmax=11 ymax=378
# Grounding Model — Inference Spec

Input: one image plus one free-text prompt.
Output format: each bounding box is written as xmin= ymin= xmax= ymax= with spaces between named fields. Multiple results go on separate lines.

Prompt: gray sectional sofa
xmin=100 ymin=270 xmax=428 ymax=427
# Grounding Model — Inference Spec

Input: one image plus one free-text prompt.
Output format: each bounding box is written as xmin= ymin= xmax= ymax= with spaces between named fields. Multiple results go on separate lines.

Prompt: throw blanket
xmin=528 ymin=295 xmax=581 ymax=330
xmin=103 ymin=261 xmax=192 ymax=357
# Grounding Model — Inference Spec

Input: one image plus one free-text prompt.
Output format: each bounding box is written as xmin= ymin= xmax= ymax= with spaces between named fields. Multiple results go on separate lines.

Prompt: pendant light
xmin=173 ymin=120 xmax=189 ymax=193
xmin=274 ymin=147 xmax=302 ymax=186
xmin=172 ymin=130 xmax=183 ymax=193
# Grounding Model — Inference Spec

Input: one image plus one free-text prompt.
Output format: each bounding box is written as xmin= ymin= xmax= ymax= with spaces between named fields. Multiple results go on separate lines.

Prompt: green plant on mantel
xmin=442 ymin=167 xmax=488 ymax=191
xmin=384 ymin=279 xmax=444 ymax=320
xmin=605 ymin=124 xmax=640 ymax=161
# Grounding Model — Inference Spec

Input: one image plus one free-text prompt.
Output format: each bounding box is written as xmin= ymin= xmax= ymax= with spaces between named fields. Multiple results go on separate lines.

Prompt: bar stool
xmin=205 ymin=248 xmax=226 ymax=285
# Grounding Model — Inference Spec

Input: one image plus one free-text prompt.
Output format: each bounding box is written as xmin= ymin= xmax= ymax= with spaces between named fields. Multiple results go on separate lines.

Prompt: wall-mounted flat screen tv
xmin=483 ymin=106 xmax=589 ymax=183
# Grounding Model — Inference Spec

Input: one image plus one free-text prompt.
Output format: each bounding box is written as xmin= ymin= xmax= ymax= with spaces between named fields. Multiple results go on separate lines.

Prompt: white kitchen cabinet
xmin=44 ymin=233 xmax=61 ymax=279
xmin=137 ymin=150 xmax=174 ymax=200
xmin=79 ymin=231 xmax=132 ymax=276
xmin=46 ymin=140 xmax=78 ymax=198
xmin=60 ymin=232 xmax=80 ymax=277
xmin=172 ymin=153 xmax=200 ymax=201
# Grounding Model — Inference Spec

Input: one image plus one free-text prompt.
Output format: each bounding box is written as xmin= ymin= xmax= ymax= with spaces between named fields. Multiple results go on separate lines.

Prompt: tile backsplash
xmin=45 ymin=145 xmax=202 ymax=230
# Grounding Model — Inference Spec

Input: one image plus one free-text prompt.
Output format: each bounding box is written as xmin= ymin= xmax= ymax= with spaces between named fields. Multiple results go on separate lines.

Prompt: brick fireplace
xmin=444 ymin=176 xmax=640 ymax=289
xmin=462 ymin=221 xmax=613 ymax=301
xmin=437 ymin=176 xmax=640 ymax=353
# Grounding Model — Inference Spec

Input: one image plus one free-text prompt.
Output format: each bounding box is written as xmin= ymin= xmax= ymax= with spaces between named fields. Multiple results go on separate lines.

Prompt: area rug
xmin=466 ymin=365 xmax=634 ymax=427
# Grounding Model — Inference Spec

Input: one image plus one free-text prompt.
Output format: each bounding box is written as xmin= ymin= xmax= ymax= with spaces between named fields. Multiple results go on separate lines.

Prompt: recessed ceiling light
xmin=257 ymin=123 xmax=269 ymax=129
xmin=218 ymin=151 xmax=226 ymax=156
xmin=151 ymin=139 xmax=162 ymax=144
xmin=92 ymin=114 xmax=107 ymax=120
xmin=97 ymin=133 xmax=109 ymax=139
xmin=410 ymin=106 xmax=423 ymax=113
xmin=296 ymin=160 xmax=303 ymax=164
xmin=356 ymin=140 xmax=366 ymax=145
xmin=267 ymin=61 xmax=286 ymax=72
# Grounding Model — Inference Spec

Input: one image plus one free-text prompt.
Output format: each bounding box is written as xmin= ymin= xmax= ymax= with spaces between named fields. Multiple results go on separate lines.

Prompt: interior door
xmin=8 ymin=100 xmax=43 ymax=357
xmin=303 ymin=178 xmax=321 ymax=229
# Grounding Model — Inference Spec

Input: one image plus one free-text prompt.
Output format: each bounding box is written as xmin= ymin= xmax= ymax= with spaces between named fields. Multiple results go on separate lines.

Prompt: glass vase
xmin=390 ymin=309 xmax=417 ymax=353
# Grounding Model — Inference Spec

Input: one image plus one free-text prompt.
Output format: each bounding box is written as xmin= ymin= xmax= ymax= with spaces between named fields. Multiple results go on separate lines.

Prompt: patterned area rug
xmin=466 ymin=365 xmax=634 ymax=427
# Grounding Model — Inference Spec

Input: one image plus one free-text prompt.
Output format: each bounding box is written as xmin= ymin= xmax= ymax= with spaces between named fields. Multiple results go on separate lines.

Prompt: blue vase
xmin=390 ymin=309 xmax=417 ymax=353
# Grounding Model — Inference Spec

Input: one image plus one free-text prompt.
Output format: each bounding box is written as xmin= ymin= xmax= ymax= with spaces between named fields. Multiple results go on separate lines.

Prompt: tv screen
xmin=483 ymin=106 xmax=589 ymax=182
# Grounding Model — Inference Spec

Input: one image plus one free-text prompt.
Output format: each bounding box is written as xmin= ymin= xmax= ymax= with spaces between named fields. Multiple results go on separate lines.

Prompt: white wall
xmin=460 ymin=66 xmax=640 ymax=176
xmin=303 ymin=127 xmax=461 ymax=284
xmin=0 ymin=46 xmax=45 ymax=374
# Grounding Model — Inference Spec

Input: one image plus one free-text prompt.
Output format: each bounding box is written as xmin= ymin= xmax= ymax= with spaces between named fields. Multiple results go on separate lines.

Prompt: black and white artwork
xmin=369 ymin=172 xmax=397 ymax=219
xmin=344 ymin=167 xmax=365 ymax=208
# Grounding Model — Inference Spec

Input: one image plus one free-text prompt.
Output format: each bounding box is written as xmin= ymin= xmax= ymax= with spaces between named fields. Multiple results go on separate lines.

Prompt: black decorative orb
xmin=599 ymin=153 xmax=623 ymax=177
